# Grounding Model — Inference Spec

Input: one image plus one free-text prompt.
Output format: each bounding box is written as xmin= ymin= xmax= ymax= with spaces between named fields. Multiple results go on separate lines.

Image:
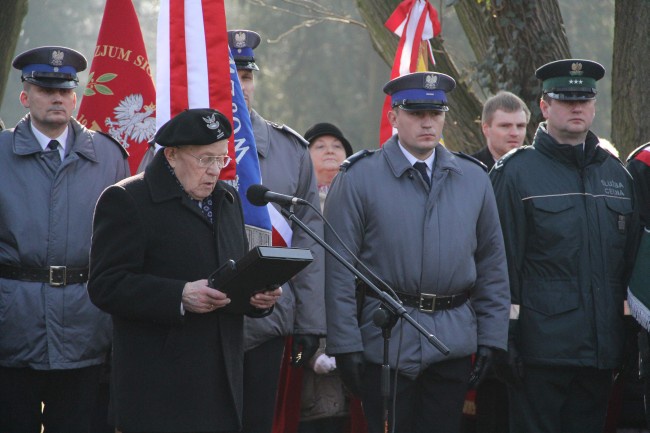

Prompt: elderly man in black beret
xmin=88 ymin=108 xmax=282 ymax=433
xmin=491 ymin=59 xmax=639 ymax=432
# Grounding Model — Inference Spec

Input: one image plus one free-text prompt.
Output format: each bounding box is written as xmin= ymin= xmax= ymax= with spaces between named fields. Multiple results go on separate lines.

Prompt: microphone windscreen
xmin=246 ymin=184 xmax=270 ymax=206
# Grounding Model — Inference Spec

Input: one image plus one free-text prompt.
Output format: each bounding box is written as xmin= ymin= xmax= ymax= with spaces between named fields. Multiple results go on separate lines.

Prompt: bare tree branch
xmin=246 ymin=0 xmax=366 ymax=43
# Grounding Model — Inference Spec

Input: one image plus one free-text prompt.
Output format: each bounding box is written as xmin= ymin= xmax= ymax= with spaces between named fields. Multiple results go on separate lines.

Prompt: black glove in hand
xmin=504 ymin=338 xmax=524 ymax=384
xmin=335 ymin=351 xmax=365 ymax=397
xmin=291 ymin=334 xmax=319 ymax=367
xmin=468 ymin=345 xmax=495 ymax=389
xmin=494 ymin=319 xmax=524 ymax=385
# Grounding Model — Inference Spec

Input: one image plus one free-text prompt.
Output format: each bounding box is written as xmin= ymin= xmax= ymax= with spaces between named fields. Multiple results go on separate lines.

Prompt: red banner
xmin=77 ymin=0 xmax=156 ymax=174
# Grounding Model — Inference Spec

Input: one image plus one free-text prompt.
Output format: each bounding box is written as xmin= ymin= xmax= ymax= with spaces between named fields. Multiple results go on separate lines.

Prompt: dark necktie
xmin=414 ymin=161 xmax=430 ymax=187
xmin=43 ymin=140 xmax=62 ymax=174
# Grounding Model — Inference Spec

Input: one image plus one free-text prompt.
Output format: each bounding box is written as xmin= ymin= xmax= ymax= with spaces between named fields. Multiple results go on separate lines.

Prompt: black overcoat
xmin=89 ymin=151 xmax=248 ymax=432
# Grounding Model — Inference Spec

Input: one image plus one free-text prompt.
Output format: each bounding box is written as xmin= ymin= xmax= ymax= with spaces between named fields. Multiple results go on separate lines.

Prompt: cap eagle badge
xmin=424 ymin=74 xmax=438 ymax=90
xmin=51 ymin=50 xmax=64 ymax=66
xmin=234 ymin=32 xmax=247 ymax=49
xmin=570 ymin=62 xmax=584 ymax=76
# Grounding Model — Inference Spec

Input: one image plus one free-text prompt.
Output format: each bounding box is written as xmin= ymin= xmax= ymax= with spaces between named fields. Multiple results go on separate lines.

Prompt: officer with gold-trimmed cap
xmin=490 ymin=58 xmax=638 ymax=433
xmin=228 ymin=30 xmax=261 ymax=71
xmin=535 ymin=58 xmax=605 ymax=101
xmin=12 ymin=45 xmax=87 ymax=89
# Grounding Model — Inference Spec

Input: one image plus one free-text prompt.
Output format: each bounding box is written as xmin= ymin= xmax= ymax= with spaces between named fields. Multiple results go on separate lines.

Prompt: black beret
xmin=304 ymin=122 xmax=353 ymax=157
xmin=536 ymin=59 xmax=605 ymax=101
xmin=153 ymin=108 xmax=232 ymax=147
xmin=13 ymin=46 xmax=87 ymax=89
xmin=228 ymin=30 xmax=261 ymax=71
xmin=383 ymin=72 xmax=456 ymax=112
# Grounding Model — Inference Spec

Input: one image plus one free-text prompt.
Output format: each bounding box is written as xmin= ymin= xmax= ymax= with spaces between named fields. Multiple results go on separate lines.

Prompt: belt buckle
xmin=49 ymin=266 xmax=67 ymax=286
xmin=419 ymin=293 xmax=435 ymax=313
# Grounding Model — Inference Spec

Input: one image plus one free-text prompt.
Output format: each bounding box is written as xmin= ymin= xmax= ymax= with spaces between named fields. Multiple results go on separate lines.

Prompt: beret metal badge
xmin=203 ymin=113 xmax=220 ymax=130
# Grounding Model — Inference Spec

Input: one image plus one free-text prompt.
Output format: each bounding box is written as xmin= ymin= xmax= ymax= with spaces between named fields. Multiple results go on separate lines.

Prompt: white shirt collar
xmin=397 ymin=141 xmax=435 ymax=175
xmin=31 ymin=122 xmax=68 ymax=157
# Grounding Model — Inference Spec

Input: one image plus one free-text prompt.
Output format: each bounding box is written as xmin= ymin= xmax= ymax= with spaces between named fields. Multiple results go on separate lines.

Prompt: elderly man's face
xmin=164 ymin=140 xmax=229 ymax=200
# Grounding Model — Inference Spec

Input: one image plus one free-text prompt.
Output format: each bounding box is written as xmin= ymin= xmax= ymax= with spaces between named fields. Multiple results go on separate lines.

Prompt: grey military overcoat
xmin=0 ymin=115 xmax=129 ymax=369
xmin=244 ymin=110 xmax=326 ymax=350
xmin=324 ymin=136 xmax=510 ymax=379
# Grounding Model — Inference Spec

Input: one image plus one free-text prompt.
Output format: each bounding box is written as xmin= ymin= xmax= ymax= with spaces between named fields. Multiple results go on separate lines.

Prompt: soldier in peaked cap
xmin=228 ymin=29 xmax=261 ymax=71
xmin=227 ymin=29 xmax=326 ymax=433
xmin=88 ymin=108 xmax=281 ymax=432
xmin=13 ymin=45 xmax=87 ymax=89
xmin=490 ymin=59 xmax=639 ymax=433
xmin=0 ymin=46 xmax=129 ymax=433
xmin=323 ymin=70 xmax=510 ymax=433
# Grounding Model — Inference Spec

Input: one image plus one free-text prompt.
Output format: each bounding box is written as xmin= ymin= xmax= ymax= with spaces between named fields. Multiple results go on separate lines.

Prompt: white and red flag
xmin=379 ymin=0 xmax=441 ymax=144
xmin=77 ymin=0 xmax=156 ymax=174
xmin=156 ymin=0 xmax=273 ymax=244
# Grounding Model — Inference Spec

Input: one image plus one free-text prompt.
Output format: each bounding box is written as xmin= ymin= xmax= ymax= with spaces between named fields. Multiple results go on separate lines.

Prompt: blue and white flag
xmin=228 ymin=51 xmax=272 ymax=248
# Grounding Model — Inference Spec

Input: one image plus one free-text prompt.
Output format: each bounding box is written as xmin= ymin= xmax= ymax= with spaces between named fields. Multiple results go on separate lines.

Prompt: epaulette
xmin=96 ymin=130 xmax=129 ymax=158
xmin=492 ymin=145 xmax=530 ymax=171
xmin=340 ymin=149 xmax=378 ymax=172
xmin=268 ymin=121 xmax=309 ymax=146
xmin=626 ymin=142 xmax=650 ymax=163
xmin=453 ymin=151 xmax=487 ymax=172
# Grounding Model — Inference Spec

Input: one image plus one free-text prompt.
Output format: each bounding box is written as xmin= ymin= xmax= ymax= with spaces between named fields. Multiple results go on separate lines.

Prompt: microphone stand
xmin=279 ymin=204 xmax=450 ymax=433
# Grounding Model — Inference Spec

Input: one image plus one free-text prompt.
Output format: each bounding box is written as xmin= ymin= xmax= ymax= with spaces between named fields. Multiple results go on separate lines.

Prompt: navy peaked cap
xmin=228 ymin=30 xmax=261 ymax=71
xmin=383 ymin=72 xmax=456 ymax=112
xmin=13 ymin=46 xmax=87 ymax=89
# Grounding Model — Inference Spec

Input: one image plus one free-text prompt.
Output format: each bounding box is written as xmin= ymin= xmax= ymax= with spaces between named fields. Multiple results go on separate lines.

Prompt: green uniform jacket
xmin=491 ymin=123 xmax=639 ymax=369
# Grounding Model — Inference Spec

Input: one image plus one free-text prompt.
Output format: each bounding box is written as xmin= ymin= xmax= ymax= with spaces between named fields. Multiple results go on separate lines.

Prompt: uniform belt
xmin=0 ymin=263 xmax=89 ymax=286
xmin=362 ymin=287 xmax=469 ymax=313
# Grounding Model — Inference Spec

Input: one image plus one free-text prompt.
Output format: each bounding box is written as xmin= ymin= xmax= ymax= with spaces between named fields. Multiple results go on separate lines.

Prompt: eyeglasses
xmin=185 ymin=151 xmax=231 ymax=169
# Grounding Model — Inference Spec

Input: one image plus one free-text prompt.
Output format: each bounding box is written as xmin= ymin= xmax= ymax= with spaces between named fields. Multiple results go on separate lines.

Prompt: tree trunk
xmin=0 ymin=0 xmax=28 ymax=106
xmin=356 ymin=0 xmax=572 ymax=151
xmin=612 ymin=0 xmax=650 ymax=159
xmin=356 ymin=0 xmax=484 ymax=152
xmin=453 ymin=0 xmax=570 ymax=142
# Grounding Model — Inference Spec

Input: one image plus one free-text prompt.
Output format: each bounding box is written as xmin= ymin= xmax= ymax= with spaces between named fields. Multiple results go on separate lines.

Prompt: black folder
xmin=208 ymin=246 xmax=314 ymax=314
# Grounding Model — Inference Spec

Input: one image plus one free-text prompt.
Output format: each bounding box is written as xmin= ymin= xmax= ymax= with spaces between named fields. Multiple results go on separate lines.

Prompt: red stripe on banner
xmin=637 ymin=149 xmax=650 ymax=167
xmin=169 ymin=0 xmax=188 ymax=116
xmin=201 ymin=0 xmax=236 ymax=179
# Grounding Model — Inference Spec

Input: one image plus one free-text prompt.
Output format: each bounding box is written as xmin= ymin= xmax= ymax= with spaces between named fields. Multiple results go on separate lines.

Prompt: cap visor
xmin=23 ymin=77 xmax=78 ymax=89
xmin=546 ymin=91 xmax=596 ymax=101
xmin=398 ymin=103 xmax=449 ymax=112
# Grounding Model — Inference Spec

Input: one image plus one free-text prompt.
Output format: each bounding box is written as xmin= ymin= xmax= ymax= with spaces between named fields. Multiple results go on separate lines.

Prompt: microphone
xmin=246 ymin=184 xmax=308 ymax=207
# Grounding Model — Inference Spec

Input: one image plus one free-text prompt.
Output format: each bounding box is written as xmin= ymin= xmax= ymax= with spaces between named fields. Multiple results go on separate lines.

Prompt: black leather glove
xmin=335 ymin=351 xmax=365 ymax=397
xmin=468 ymin=345 xmax=495 ymax=389
xmin=494 ymin=319 xmax=524 ymax=385
xmin=291 ymin=334 xmax=319 ymax=367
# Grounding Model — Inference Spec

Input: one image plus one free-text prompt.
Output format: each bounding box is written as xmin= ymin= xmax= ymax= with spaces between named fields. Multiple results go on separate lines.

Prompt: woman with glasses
xmin=88 ymin=108 xmax=282 ymax=433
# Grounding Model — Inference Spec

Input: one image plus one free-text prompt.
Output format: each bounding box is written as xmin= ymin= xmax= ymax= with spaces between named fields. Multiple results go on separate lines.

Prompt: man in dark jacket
xmin=88 ymin=109 xmax=282 ymax=433
xmin=491 ymin=59 xmax=639 ymax=433
xmin=0 ymin=46 xmax=129 ymax=433
xmin=472 ymin=91 xmax=530 ymax=171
